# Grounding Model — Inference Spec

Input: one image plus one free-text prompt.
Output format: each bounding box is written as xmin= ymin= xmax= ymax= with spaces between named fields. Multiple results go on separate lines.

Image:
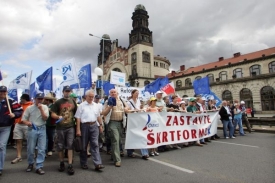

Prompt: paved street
xmin=1 ymin=130 xmax=274 ymax=183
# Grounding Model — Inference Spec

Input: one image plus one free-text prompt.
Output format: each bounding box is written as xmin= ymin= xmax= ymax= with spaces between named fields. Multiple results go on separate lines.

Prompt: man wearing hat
xmin=0 ymin=86 xmax=23 ymax=176
xmin=22 ymin=93 xmax=49 ymax=175
xmin=11 ymin=94 xmax=33 ymax=164
xmin=44 ymin=92 xmax=56 ymax=156
xmin=51 ymin=85 xmax=77 ymax=175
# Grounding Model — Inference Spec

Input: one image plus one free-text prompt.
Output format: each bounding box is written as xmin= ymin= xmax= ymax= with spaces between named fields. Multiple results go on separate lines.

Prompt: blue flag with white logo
xmin=8 ymin=89 xmax=18 ymax=101
xmin=71 ymin=64 xmax=92 ymax=89
xmin=36 ymin=67 xmax=52 ymax=91
xmin=144 ymin=77 xmax=169 ymax=94
xmin=193 ymin=77 xmax=210 ymax=95
xmin=200 ymin=90 xmax=222 ymax=107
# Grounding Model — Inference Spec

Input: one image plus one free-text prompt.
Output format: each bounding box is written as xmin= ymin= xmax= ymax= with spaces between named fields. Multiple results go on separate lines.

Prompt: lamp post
xmin=89 ymin=33 xmax=111 ymax=98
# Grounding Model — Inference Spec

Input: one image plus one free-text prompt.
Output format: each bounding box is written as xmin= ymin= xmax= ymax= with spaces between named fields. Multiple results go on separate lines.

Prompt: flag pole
xmin=5 ymin=94 xmax=12 ymax=114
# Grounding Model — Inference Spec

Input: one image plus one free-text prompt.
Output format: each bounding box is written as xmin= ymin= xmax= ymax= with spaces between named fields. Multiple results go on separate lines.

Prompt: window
xmin=117 ymin=53 xmax=120 ymax=58
xmin=144 ymin=80 xmax=150 ymax=86
xmin=219 ymin=71 xmax=227 ymax=81
xmin=142 ymin=51 xmax=150 ymax=63
xmin=268 ymin=61 xmax=275 ymax=73
xmin=240 ymin=88 xmax=253 ymax=108
xmin=154 ymin=62 xmax=159 ymax=67
xmin=249 ymin=65 xmax=261 ymax=76
xmin=185 ymin=78 xmax=191 ymax=87
xmin=207 ymin=74 xmax=214 ymax=83
xmin=176 ymin=80 xmax=182 ymax=88
xmin=222 ymin=90 xmax=233 ymax=101
xmin=131 ymin=52 xmax=137 ymax=64
xmin=132 ymin=65 xmax=137 ymax=77
xmin=233 ymin=68 xmax=243 ymax=78
xmin=195 ymin=76 xmax=202 ymax=80
xmin=113 ymin=68 xmax=122 ymax=72
xmin=261 ymin=86 xmax=275 ymax=111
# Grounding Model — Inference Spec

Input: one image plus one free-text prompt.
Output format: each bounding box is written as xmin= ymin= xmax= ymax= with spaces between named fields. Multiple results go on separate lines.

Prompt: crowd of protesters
xmin=0 ymin=85 xmax=254 ymax=176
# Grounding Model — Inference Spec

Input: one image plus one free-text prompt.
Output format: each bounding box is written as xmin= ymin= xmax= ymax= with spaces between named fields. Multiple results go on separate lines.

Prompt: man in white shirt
xmin=75 ymin=90 xmax=104 ymax=171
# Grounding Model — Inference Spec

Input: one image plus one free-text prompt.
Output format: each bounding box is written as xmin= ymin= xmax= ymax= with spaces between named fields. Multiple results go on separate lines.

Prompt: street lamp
xmin=89 ymin=33 xmax=111 ymax=98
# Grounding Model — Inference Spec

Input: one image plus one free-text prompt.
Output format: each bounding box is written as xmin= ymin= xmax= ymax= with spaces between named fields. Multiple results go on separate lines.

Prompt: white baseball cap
xmin=179 ymin=101 xmax=186 ymax=105
xmin=155 ymin=91 xmax=163 ymax=94
xmin=201 ymin=97 xmax=207 ymax=101
xmin=240 ymin=101 xmax=245 ymax=104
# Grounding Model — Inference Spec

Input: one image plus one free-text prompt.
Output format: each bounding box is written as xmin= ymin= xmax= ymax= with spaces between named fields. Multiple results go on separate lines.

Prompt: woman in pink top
xmin=146 ymin=97 xmax=160 ymax=156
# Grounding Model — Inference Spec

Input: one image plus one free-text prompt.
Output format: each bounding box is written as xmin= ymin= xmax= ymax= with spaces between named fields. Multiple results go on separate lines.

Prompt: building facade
xmin=168 ymin=48 xmax=275 ymax=113
xmin=96 ymin=4 xmax=170 ymax=88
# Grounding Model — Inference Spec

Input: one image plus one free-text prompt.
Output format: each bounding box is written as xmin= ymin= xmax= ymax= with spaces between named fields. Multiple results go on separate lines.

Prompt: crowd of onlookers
xmin=0 ymin=85 xmax=254 ymax=177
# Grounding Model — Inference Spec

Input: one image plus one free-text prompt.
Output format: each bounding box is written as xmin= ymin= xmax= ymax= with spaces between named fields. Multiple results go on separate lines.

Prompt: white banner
xmin=9 ymin=71 xmax=32 ymax=89
xmin=125 ymin=112 xmax=219 ymax=149
xmin=110 ymin=71 xmax=125 ymax=86
xmin=116 ymin=86 xmax=151 ymax=101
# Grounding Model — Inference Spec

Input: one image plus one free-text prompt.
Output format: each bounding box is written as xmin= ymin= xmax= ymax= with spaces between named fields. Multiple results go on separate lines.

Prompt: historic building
xmin=167 ymin=47 xmax=275 ymax=113
xmin=96 ymin=4 xmax=170 ymax=87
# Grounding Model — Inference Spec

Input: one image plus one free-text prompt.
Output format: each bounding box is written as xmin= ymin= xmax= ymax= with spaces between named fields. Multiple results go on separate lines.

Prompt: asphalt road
xmin=1 ymin=130 xmax=274 ymax=183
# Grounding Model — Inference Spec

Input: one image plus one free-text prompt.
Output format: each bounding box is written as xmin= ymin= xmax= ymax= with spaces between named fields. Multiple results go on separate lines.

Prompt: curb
xmin=217 ymin=127 xmax=275 ymax=134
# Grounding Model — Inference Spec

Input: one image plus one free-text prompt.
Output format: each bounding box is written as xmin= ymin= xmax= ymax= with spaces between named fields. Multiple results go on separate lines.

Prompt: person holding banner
xmin=186 ymin=98 xmax=203 ymax=147
xmin=102 ymin=89 xmax=130 ymax=167
xmin=146 ymin=97 xmax=160 ymax=156
xmin=0 ymin=86 xmax=23 ymax=176
xmin=127 ymin=89 xmax=149 ymax=160
xmin=22 ymin=93 xmax=49 ymax=175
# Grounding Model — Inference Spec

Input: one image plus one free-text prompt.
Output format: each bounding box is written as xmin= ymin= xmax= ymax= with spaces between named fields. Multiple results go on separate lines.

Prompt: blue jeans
xmin=234 ymin=118 xmax=244 ymax=135
xmin=27 ymin=125 xmax=46 ymax=169
xmin=0 ymin=126 xmax=11 ymax=171
xmin=222 ymin=120 xmax=234 ymax=138
xmin=140 ymin=149 xmax=149 ymax=156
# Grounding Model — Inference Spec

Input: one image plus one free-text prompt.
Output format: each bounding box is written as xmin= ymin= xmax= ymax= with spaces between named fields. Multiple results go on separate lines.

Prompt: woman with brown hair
xmin=127 ymin=89 xmax=150 ymax=160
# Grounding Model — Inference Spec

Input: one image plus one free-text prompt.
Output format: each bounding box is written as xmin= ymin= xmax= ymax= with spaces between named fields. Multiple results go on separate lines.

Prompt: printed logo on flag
xmin=62 ymin=63 xmax=75 ymax=81
xmin=78 ymin=69 xmax=88 ymax=84
xmin=15 ymin=73 xmax=27 ymax=85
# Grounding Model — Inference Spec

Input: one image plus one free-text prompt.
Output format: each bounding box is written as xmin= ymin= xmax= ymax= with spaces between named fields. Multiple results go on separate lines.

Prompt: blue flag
xmin=193 ymin=77 xmax=210 ymax=95
xmin=0 ymin=70 xmax=2 ymax=81
xmin=36 ymin=67 xmax=53 ymax=91
xmin=103 ymin=81 xmax=115 ymax=95
xmin=200 ymin=90 xmax=222 ymax=107
xmin=8 ymin=89 xmax=18 ymax=101
xmin=78 ymin=64 xmax=92 ymax=88
xmin=144 ymin=77 xmax=170 ymax=94
xmin=30 ymin=82 xmax=38 ymax=99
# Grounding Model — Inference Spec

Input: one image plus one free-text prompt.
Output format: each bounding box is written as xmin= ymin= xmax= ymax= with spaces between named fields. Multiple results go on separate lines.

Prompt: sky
xmin=1 ymin=0 xmax=275 ymax=90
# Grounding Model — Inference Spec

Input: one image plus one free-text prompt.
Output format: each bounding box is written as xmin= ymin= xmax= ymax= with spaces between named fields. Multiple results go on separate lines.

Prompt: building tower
xmin=128 ymin=4 xmax=154 ymax=86
xmin=97 ymin=34 xmax=112 ymax=66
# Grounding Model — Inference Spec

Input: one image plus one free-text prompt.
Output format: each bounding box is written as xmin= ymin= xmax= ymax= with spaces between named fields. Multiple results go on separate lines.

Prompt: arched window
xmin=176 ymin=80 xmax=182 ymax=88
xmin=222 ymin=90 xmax=233 ymax=101
xmin=195 ymin=76 xmax=202 ymax=80
xmin=219 ymin=71 xmax=227 ymax=81
xmin=233 ymin=68 xmax=243 ymax=78
xmin=207 ymin=74 xmax=214 ymax=83
xmin=185 ymin=78 xmax=191 ymax=87
xmin=113 ymin=68 xmax=122 ymax=72
xmin=250 ymin=65 xmax=261 ymax=76
xmin=240 ymin=88 xmax=253 ymax=108
xmin=144 ymin=80 xmax=150 ymax=86
xmin=261 ymin=86 xmax=275 ymax=111
xmin=268 ymin=61 xmax=275 ymax=73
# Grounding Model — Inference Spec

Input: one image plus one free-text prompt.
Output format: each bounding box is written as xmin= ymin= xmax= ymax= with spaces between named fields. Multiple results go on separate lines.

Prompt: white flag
xmin=9 ymin=71 xmax=32 ymax=89
xmin=60 ymin=58 xmax=78 ymax=87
